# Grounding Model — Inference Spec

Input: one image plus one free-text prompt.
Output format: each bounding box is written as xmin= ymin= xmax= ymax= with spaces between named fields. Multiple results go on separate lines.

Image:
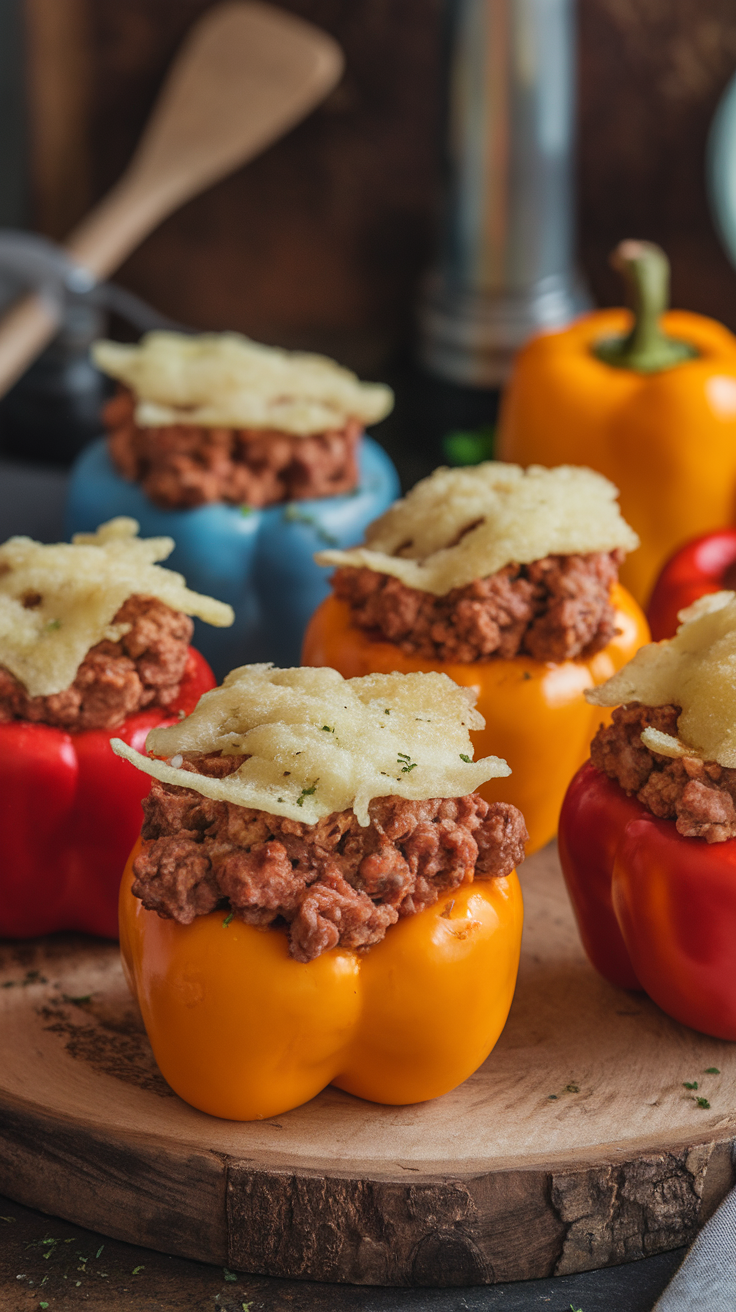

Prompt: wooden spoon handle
xmin=0 ymin=2 xmax=343 ymax=400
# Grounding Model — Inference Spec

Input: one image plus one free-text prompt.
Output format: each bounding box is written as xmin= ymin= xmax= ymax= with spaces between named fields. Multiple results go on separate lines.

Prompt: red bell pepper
xmin=0 ymin=647 xmax=214 ymax=939
xmin=559 ymin=759 xmax=736 ymax=1039
xmin=647 ymin=529 xmax=736 ymax=640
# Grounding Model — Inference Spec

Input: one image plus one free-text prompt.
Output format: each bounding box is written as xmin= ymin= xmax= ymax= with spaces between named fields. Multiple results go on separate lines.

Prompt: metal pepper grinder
xmin=419 ymin=0 xmax=589 ymax=388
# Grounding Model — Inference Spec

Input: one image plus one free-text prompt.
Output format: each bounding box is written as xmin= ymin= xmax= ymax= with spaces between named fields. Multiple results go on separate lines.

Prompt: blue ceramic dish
xmin=65 ymin=436 xmax=400 ymax=678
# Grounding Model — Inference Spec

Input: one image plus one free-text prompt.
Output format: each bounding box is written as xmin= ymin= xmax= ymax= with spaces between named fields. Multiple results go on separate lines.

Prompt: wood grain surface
xmin=0 ymin=843 xmax=734 ymax=1287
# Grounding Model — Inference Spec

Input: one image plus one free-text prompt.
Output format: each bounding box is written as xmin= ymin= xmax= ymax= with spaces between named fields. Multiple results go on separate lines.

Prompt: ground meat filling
xmin=133 ymin=752 xmax=528 ymax=961
xmin=0 ymin=595 xmax=193 ymax=732
xmin=105 ymin=388 xmax=361 ymax=510
xmin=591 ymin=703 xmax=736 ymax=843
xmin=333 ymin=550 xmax=623 ymax=664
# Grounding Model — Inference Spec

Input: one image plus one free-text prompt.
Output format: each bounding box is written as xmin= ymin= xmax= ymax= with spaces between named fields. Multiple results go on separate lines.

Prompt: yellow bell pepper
xmin=302 ymin=585 xmax=649 ymax=855
xmin=498 ymin=241 xmax=736 ymax=607
xmin=120 ymin=837 xmax=523 ymax=1121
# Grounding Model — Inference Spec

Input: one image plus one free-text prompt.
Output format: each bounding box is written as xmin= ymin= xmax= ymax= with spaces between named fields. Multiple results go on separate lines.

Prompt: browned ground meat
xmin=0 ymin=595 xmax=193 ymax=732
xmin=591 ymin=702 xmax=736 ymax=843
xmin=333 ymin=550 xmax=623 ymax=664
xmin=133 ymin=752 xmax=528 ymax=961
xmin=105 ymin=388 xmax=361 ymax=510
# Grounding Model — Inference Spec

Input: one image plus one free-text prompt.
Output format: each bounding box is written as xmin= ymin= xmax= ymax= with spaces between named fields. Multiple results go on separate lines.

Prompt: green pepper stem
xmin=593 ymin=240 xmax=697 ymax=373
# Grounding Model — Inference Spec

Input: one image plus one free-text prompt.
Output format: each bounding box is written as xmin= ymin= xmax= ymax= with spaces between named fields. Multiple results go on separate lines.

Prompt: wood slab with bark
xmin=0 ymin=843 xmax=733 ymax=1287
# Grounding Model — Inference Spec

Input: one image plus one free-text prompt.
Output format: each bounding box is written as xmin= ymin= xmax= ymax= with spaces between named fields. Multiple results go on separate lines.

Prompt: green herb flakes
xmin=705 ymin=1067 xmax=720 ymax=1074
xmin=296 ymin=784 xmax=317 ymax=807
xmin=683 ymin=1081 xmax=698 ymax=1090
xmin=44 ymin=619 xmax=62 ymax=632
xmin=222 ymin=911 xmax=234 ymax=928
xmin=223 ymin=1268 xmax=238 ymax=1282
xmin=459 ymin=754 xmax=471 ymax=763
xmin=132 ymin=1266 xmax=144 ymax=1275
xmin=321 ymin=725 xmax=334 ymax=733
xmin=397 ymin=752 xmax=417 ymax=773
xmin=696 ymin=1097 xmax=711 ymax=1109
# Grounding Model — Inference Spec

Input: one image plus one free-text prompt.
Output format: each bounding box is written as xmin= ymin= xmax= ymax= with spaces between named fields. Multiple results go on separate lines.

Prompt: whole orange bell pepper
xmin=302 ymin=585 xmax=649 ymax=855
xmin=119 ymin=838 xmax=523 ymax=1120
xmin=498 ymin=241 xmax=736 ymax=607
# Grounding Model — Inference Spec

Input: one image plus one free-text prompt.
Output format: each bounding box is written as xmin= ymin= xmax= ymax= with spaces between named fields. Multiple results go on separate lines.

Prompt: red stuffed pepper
xmin=647 ymin=528 xmax=736 ymax=640
xmin=560 ymin=590 xmax=736 ymax=1039
xmin=0 ymin=517 xmax=233 ymax=938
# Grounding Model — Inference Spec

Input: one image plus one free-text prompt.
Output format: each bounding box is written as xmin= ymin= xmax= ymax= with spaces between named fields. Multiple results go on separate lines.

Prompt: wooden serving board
xmin=1 ymin=844 xmax=734 ymax=1288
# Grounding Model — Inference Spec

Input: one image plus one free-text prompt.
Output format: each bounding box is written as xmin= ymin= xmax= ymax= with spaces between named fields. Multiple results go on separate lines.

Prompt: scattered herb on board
xmin=222 ymin=911 xmax=234 ymax=928
xmin=695 ymin=1097 xmax=711 ymax=1109
xmin=683 ymin=1081 xmax=698 ymax=1090
xmin=223 ymin=1268 xmax=238 ymax=1281
xmin=397 ymin=753 xmax=417 ymax=773
xmin=459 ymin=754 xmax=471 ymax=763
xmin=296 ymin=784 xmax=317 ymax=807
xmin=132 ymin=1266 xmax=144 ymax=1275
xmin=705 ymin=1067 xmax=720 ymax=1074
xmin=564 ymin=1083 xmax=580 ymax=1093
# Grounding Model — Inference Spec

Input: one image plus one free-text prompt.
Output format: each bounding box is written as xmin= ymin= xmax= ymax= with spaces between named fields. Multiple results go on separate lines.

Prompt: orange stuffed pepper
xmin=303 ymin=463 xmax=649 ymax=854
xmin=114 ymin=664 xmax=526 ymax=1120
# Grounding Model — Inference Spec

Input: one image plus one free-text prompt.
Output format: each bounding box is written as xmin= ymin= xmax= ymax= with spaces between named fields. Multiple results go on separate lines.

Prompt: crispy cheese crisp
xmin=316 ymin=463 xmax=639 ymax=595
xmin=587 ymin=591 xmax=736 ymax=766
xmin=111 ymin=664 xmax=510 ymax=827
xmin=0 ymin=518 xmax=233 ymax=698
xmin=93 ymin=331 xmax=394 ymax=435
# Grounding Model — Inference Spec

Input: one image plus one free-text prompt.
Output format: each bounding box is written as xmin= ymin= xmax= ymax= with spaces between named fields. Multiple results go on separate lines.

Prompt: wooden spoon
xmin=0 ymin=1 xmax=343 ymax=398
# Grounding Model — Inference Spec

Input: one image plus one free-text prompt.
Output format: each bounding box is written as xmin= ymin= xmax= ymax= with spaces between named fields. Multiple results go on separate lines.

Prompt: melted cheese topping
xmin=316 ymin=463 xmax=639 ymax=596
xmin=111 ymin=663 xmax=510 ymax=827
xmin=92 ymin=331 xmax=394 ymax=435
xmin=587 ymin=591 xmax=736 ymax=766
xmin=0 ymin=518 xmax=233 ymax=697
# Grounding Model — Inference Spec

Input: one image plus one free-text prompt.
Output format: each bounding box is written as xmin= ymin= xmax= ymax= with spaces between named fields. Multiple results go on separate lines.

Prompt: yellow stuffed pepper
xmin=304 ymin=463 xmax=649 ymax=854
xmin=498 ymin=241 xmax=736 ymax=607
xmin=113 ymin=664 xmax=525 ymax=1120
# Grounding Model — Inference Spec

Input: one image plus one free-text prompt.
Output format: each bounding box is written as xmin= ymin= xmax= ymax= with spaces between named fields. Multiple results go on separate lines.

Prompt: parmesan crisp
xmin=586 ymin=590 xmax=736 ymax=767
xmin=316 ymin=463 xmax=639 ymax=596
xmin=111 ymin=664 xmax=510 ymax=827
xmin=93 ymin=331 xmax=394 ymax=435
xmin=0 ymin=518 xmax=233 ymax=698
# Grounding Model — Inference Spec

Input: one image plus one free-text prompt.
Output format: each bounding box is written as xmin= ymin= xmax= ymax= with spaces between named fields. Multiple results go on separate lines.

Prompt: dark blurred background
xmin=2 ymin=0 xmax=736 ymax=488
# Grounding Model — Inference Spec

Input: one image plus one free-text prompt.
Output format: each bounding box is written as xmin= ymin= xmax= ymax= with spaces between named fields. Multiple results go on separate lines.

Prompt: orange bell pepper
xmin=301 ymin=585 xmax=649 ymax=855
xmin=498 ymin=241 xmax=736 ymax=607
xmin=119 ymin=838 xmax=523 ymax=1120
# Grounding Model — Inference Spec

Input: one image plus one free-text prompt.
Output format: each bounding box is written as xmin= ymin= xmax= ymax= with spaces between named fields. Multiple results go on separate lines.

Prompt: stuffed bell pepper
xmin=647 ymin=529 xmax=736 ymax=640
xmin=112 ymin=663 xmax=526 ymax=1120
xmin=303 ymin=462 xmax=649 ymax=854
xmin=65 ymin=331 xmax=400 ymax=677
xmin=0 ymin=516 xmax=233 ymax=938
xmin=560 ymin=590 xmax=736 ymax=1038
xmin=498 ymin=240 xmax=736 ymax=607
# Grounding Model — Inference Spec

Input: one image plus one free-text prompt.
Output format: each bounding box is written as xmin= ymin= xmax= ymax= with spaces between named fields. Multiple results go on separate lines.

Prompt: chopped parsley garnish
xmin=296 ymin=784 xmax=317 ymax=807
xmin=683 ymin=1081 xmax=698 ymax=1090
xmin=240 ymin=504 xmax=253 ymax=517
xmin=696 ymin=1097 xmax=711 ymax=1109
xmin=222 ymin=911 xmax=234 ymax=928
xmin=283 ymin=505 xmax=338 ymax=546
xmin=459 ymin=754 xmax=471 ymax=763
xmin=384 ymin=708 xmax=391 ymax=714
xmin=397 ymin=752 xmax=417 ymax=773
xmin=45 ymin=618 xmax=62 ymax=632
xmin=705 ymin=1067 xmax=720 ymax=1074
xmin=321 ymin=725 xmax=334 ymax=733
